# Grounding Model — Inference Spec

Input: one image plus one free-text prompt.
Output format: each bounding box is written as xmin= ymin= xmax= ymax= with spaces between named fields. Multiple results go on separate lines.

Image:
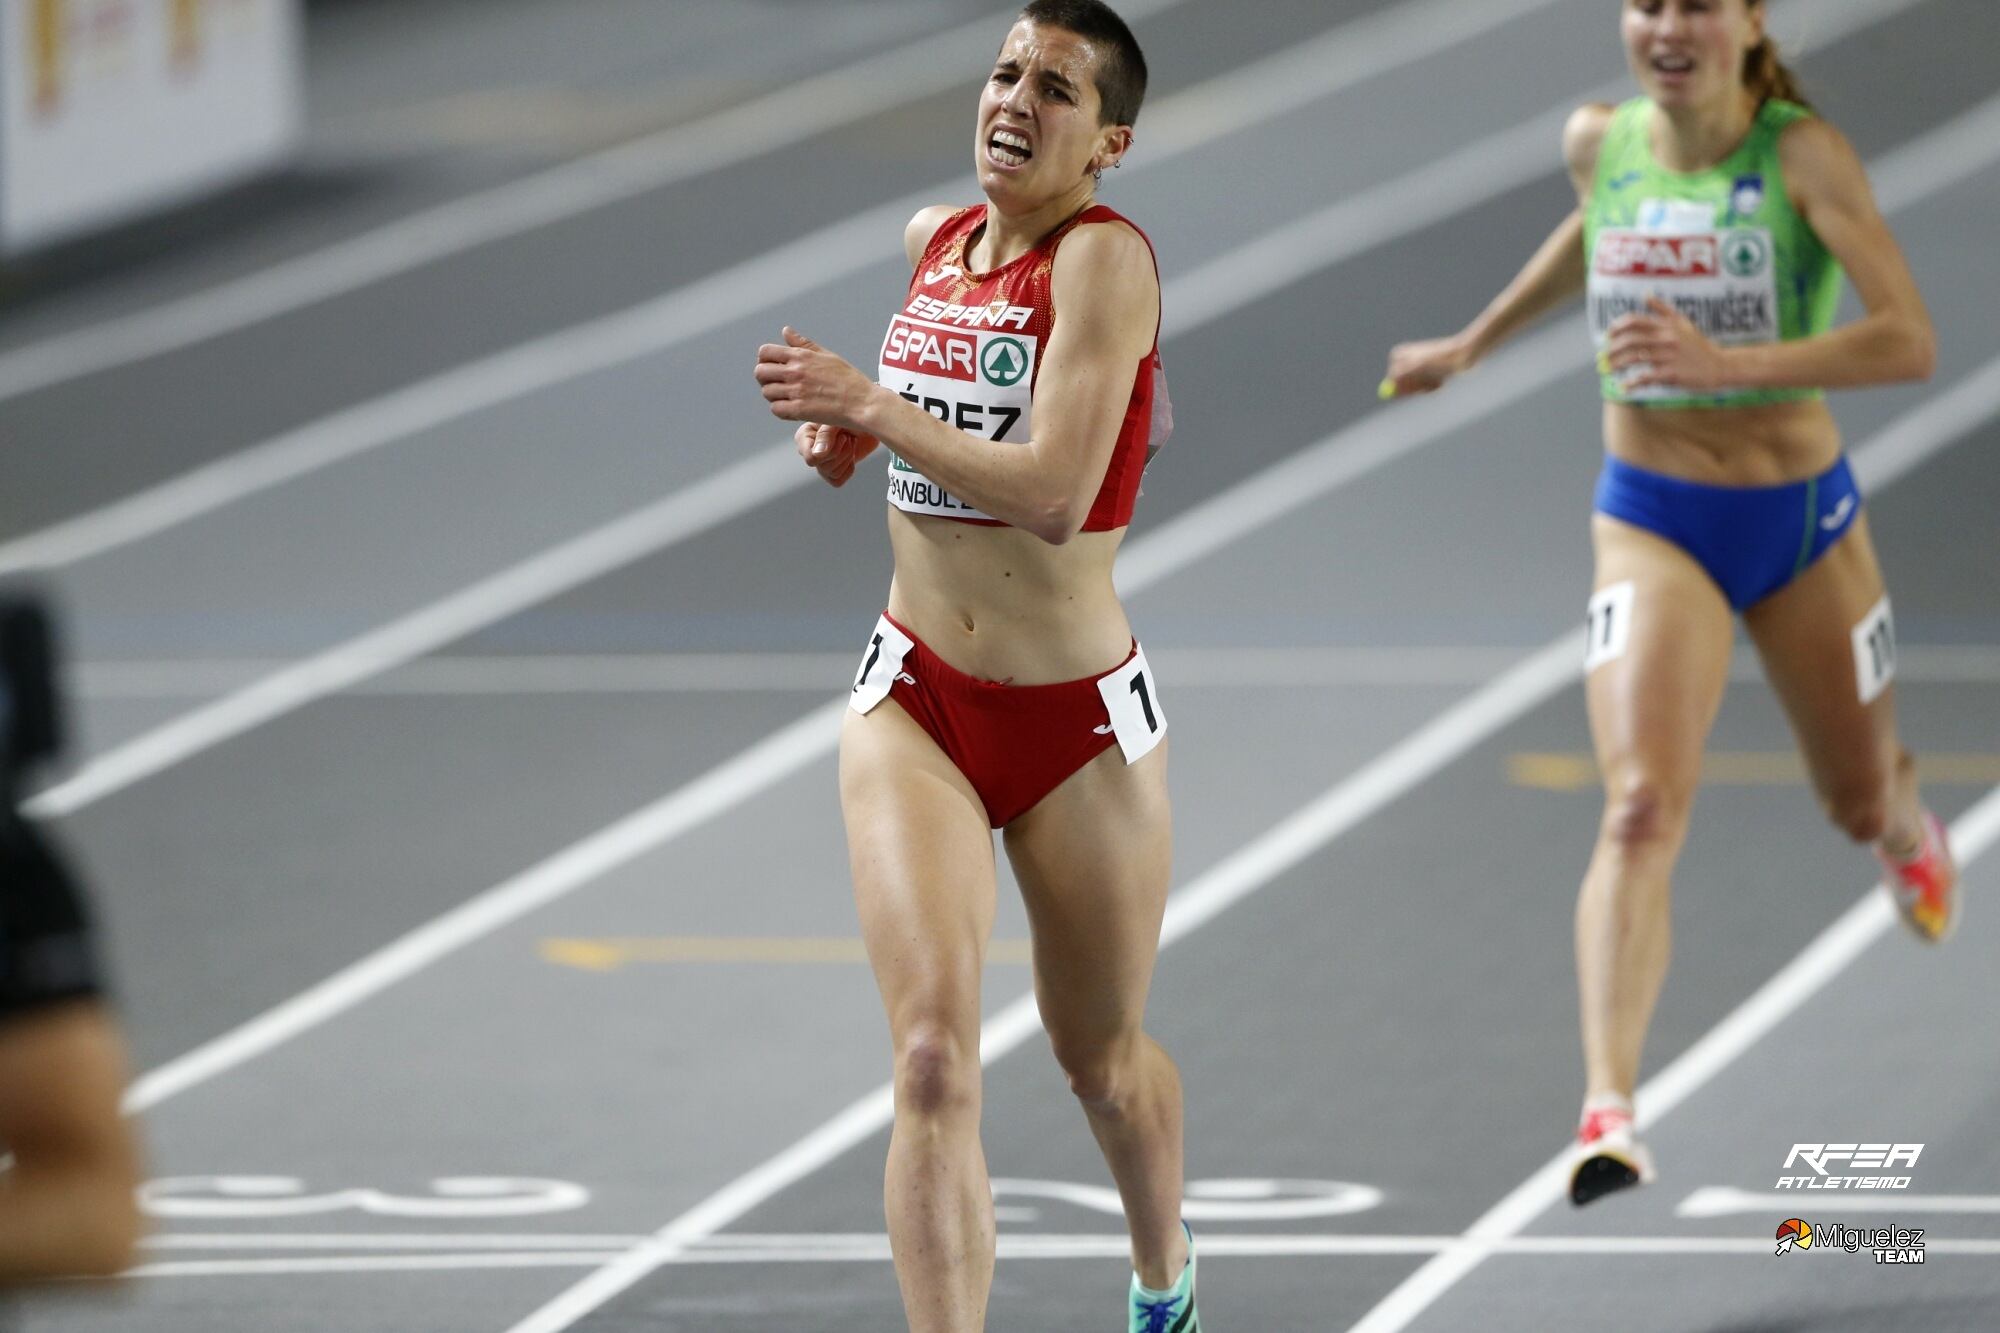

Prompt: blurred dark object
xmin=0 ymin=588 xmax=140 ymax=1286
xmin=1 ymin=588 xmax=94 ymax=1016
xmin=0 ymin=592 xmax=63 ymax=788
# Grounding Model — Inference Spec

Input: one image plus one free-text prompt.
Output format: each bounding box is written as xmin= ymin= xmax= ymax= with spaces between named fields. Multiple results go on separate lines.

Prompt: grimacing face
xmin=976 ymin=21 xmax=1130 ymax=207
xmin=1622 ymin=0 xmax=1764 ymax=110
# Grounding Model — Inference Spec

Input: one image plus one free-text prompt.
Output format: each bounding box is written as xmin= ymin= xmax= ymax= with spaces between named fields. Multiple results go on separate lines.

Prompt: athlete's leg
xmin=1743 ymin=514 xmax=1956 ymax=939
xmin=842 ymin=702 xmax=1000 ymax=1332
xmin=1002 ymin=738 xmax=1187 ymax=1290
xmin=1577 ymin=516 xmax=1735 ymax=1103
xmin=1742 ymin=514 xmax=1923 ymax=853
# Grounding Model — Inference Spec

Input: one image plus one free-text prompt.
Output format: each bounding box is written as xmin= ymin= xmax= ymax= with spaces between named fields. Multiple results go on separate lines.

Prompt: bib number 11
xmin=1850 ymin=595 xmax=1896 ymax=704
xmin=1584 ymin=581 xmax=1635 ymax=673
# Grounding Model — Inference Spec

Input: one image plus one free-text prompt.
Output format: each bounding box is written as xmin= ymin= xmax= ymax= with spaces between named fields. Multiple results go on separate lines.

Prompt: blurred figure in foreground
xmin=0 ymin=592 xmax=142 ymax=1284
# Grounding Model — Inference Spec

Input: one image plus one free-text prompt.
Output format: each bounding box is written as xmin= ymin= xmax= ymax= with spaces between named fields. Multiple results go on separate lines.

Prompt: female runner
xmin=1383 ymin=0 xmax=1958 ymax=1206
xmin=755 ymin=2 xmax=1199 ymax=1326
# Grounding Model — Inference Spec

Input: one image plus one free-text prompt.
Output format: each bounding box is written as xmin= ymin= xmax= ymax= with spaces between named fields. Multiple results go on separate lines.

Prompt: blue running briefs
xmin=1593 ymin=453 xmax=1862 ymax=610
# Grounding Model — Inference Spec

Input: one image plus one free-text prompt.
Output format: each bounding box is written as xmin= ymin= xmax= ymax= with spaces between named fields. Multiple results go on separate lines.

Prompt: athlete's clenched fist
xmin=756 ymin=327 xmax=879 ymax=431
xmin=794 ymin=421 xmax=879 ymax=488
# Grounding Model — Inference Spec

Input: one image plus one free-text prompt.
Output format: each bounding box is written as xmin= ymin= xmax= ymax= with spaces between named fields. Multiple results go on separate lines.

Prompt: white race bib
xmin=1589 ymin=221 xmax=1779 ymax=401
xmin=1094 ymin=644 xmax=1167 ymax=764
xmin=850 ymin=615 xmax=916 ymax=715
xmin=1584 ymin=581 xmax=1636 ymax=673
xmin=1850 ymin=595 xmax=1896 ymax=705
xmin=879 ymin=314 xmax=1038 ymax=519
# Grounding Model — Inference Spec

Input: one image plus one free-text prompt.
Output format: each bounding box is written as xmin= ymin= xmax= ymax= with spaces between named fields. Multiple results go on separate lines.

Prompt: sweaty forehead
xmin=996 ymin=21 xmax=1104 ymax=91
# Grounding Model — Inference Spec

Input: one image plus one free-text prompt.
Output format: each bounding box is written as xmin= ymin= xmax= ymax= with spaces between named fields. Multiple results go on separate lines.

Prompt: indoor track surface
xmin=5 ymin=0 xmax=1997 ymax=1328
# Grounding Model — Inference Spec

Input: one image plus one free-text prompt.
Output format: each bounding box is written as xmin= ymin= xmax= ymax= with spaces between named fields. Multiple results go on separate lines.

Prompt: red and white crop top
xmin=876 ymin=204 xmax=1169 ymax=531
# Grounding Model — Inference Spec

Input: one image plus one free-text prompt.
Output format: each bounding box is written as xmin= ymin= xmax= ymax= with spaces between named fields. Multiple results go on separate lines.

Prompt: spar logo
xmin=1722 ymin=229 xmax=1771 ymax=278
xmin=882 ymin=319 xmax=976 ymax=382
xmin=1778 ymin=1143 xmax=1921 ymax=1190
xmin=981 ymin=336 xmax=1030 ymax=388
xmin=1596 ymin=232 xmax=1719 ymax=278
xmin=1775 ymin=1218 xmax=1813 ymax=1255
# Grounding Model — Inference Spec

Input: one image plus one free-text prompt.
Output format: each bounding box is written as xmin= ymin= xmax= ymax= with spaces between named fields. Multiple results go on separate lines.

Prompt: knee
xmin=893 ymin=1024 xmax=979 ymax=1120
xmin=1049 ymin=1029 xmax=1138 ymax=1111
xmin=1598 ymin=776 xmax=1690 ymax=850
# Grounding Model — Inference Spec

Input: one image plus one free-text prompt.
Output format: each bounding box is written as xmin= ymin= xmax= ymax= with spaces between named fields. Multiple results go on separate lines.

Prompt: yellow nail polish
xmin=1377 ymin=378 xmax=1398 ymax=400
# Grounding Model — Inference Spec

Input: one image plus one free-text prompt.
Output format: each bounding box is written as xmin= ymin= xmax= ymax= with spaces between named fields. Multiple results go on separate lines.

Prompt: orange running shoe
xmin=1568 ymin=1097 xmax=1655 ymax=1207
xmin=1878 ymin=810 xmax=1959 ymax=944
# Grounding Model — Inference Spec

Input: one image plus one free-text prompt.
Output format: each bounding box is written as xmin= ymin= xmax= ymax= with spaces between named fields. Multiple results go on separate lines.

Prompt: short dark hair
xmin=1018 ymin=0 xmax=1148 ymax=127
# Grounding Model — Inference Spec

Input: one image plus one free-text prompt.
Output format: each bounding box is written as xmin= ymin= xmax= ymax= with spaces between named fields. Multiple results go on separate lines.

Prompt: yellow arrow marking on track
xmin=540 ymin=937 xmax=1036 ymax=971
xmin=1508 ymin=753 xmax=2000 ymax=793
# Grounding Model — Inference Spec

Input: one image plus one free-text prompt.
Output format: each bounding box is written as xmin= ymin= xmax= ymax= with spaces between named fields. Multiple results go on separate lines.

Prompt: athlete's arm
xmin=1382 ymin=104 xmax=1606 ymax=396
xmin=758 ymin=221 xmax=1158 ymax=544
xmin=1607 ymin=119 xmax=1935 ymax=393
xmin=0 ymin=1001 xmax=143 ymax=1282
xmin=792 ymin=207 xmax=963 ymax=489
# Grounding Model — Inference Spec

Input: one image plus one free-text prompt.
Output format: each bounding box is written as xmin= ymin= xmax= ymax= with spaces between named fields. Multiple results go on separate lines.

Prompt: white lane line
xmin=1162 ymin=0 xmax=1938 ymax=336
xmin=119 ymin=1233 xmax=2000 ymax=1279
xmin=71 ymin=654 xmax=863 ymax=698
xmin=0 ymin=0 xmax=1569 ymax=579
xmin=0 ymin=0 xmax=1194 ymax=406
xmin=114 ymin=99 xmax=2000 ymax=1115
xmin=69 ymin=643 xmax=2000 ymax=699
xmin=7 ymin=0 xmax=1913 ymax=586
xmin=125 ymin=1254 xmax=629 ymax=1278
xmin=500 ymin=347 xmax=2000 ymax=1332
xmin=672 ymin=1233 xmax=2000 ymax=1262
xmin=1347 ymin=785 xmax=2000 ymax=1333
xmin=1337 ymin=189 xmax=2000 ymax=1333
xmin=143 ymin=1234 xmax=653 ymax=1250
xmin=12 ymin=1 xmax=1929 ymax=813
xmin=118 ymin=697 xmax=846 ymax=1112
xmin=26 ymin=445 xmax=803 ymax=819
xmin=1681 ymin=1188 xmax=2000 ymax=1218
xmin=0 ymin=203 xmax=914 ymax=577
xmin=14 ymin=3 xmax=1612 ymax=818
xmin=501 ymin=656 xmax=1598 ymax=1332
xmin=110 ymin=341 xmax=1604 ymax=1113
xmin=1851 ymin=344 xmax=2000 ymax=494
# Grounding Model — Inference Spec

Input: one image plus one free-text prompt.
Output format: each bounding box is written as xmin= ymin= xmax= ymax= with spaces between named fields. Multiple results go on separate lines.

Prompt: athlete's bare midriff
xmin=884 ymin=509 xmax=1132 ymax=685
xmin=1604 ymin=395 xmax=1842 ymax=485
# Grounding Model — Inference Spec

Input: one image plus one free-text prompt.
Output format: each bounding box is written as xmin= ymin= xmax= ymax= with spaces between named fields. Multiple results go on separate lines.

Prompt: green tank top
xmin=1584 ymin=97 xmax=1842 ymax=409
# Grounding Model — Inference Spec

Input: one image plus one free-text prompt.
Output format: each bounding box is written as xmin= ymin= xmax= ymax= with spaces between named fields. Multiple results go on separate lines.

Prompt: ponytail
xmin=1743 ymin=33 xmax=1811 ymax=110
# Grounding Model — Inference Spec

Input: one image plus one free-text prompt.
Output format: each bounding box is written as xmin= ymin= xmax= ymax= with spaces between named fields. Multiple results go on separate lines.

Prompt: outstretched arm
xmin=1382 ymin=104 xmax=1607 ymax=396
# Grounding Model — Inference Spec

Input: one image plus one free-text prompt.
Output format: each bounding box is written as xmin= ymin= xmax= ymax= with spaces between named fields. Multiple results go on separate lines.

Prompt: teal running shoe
xmin=1127 ymin=1221 xmax=1199 ymax=1332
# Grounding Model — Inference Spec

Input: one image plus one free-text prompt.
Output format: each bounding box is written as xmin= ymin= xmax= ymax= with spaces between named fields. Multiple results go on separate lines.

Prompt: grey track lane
xmin=9 ymin=1 xmax=1998 ymax=1330
xmin=29 ymin=0 xmax=1592 ymax=750
xmin=580 ymin=432 xmax=1996 ymax=1331
xmin=0 ymin=0 xmax=1002 ymax=353
xmin=1414 ymin=831 xmax=2000 ymax=1333
xmin=36 ymin=0 xmax=1693 ymax=1087
xmin=0 ymin=0 xmax=1379 ymax=542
